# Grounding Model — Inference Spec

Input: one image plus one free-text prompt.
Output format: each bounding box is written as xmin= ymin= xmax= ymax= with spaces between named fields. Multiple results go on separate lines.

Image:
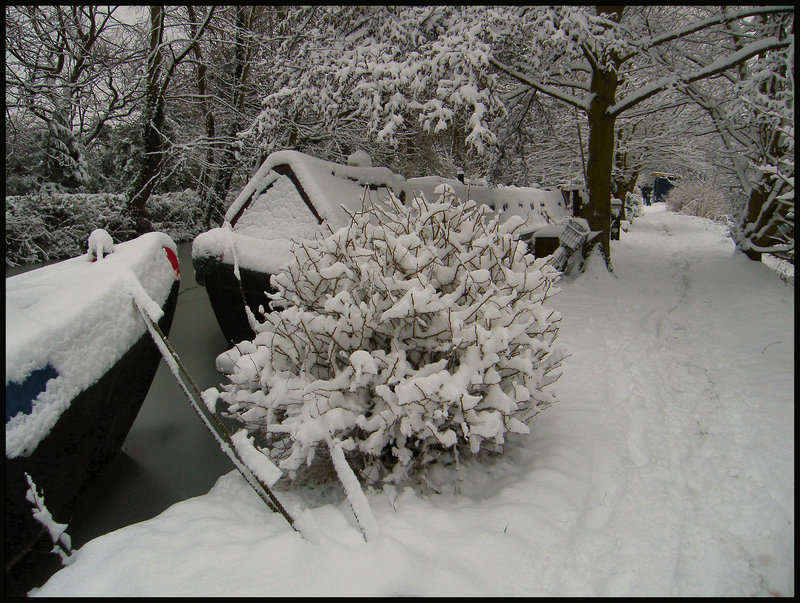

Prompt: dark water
xmin=7 ymin=242 xmax=236 ymax=593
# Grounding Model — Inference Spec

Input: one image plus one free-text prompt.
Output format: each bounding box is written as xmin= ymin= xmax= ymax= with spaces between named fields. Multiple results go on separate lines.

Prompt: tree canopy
xmin=5 ymin=5 xmax=794 ymax=265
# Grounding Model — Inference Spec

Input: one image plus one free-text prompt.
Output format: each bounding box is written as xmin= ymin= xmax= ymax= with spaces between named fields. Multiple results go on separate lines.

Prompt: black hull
xmin=4 ymin=280 xmax=179 ymax=595
xmin=193 ymin=255 xmax=275 ymax=346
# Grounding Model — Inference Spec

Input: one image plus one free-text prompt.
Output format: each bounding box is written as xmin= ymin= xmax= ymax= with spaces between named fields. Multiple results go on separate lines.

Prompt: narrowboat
xmin=5 ymin=231 xmax=181 ymax=593
xmin=192 ymin=150 xmax=407 ymax=346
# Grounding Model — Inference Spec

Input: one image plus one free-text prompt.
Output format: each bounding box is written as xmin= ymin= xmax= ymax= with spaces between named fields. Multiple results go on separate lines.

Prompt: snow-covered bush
xmin=625 ymin=192 xmax=643 ymax=220
xmin=665 ymin=181 xmax=734 ymax=223
xmin=217 ymin=186 xmax=566 ymax=486
xmin=5 ymin=193 xmax=133 ymax=267
xmin=145 ymin=189 xmax=206 ymax=242
xmin=5 ymin=191 xmax=207 ymax=267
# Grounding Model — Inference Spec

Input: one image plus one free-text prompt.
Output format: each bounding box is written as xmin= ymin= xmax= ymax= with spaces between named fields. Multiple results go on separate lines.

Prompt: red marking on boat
xmin=163 ymin=246 xmax=180 ymax=276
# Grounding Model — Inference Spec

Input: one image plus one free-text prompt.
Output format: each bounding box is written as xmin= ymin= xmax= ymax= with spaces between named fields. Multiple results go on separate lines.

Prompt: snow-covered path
xmin=547 ymin=205 xmax=794 ymax=595
xmin=33 ymin=206 xmax=794 ymax=597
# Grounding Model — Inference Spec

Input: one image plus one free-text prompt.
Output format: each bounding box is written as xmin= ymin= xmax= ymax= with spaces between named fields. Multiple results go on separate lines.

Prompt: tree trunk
xmin=738 ymin=24 xmax=793 ymax=264
xmin=128 ymin=6 xmax=165 ymax=217
xmin=128 ymin=96 xmax=166 ymax=213
xmin=205 ymin=6 xmax=252 ymax=228
xmin=581 ymin=6 xmax=623 ymax=270
xmin=740 ymin=176 xmax=790 ymax=263
xmin=584 ymin=69 xmax=618 ymax=269
xmin=187 ymin=6 xmax=216 ymax=213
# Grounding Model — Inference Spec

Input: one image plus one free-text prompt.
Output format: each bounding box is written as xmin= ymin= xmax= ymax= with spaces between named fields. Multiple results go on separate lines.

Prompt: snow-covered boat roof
xmin=404 ymin=176 xmax=569 ymax=232
xmin=193 ymin=150 xmax=570 ymax=272
xmin=6 ymin=232 xmax=179 ymax=458
xmin=225 ymin=149 xmax=405 ymax=231
xmin=196 ymin=150 xmax=408 ymax=273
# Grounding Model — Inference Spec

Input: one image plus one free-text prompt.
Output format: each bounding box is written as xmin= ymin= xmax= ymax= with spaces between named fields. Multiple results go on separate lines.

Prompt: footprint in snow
xmin=627 ymin=405 xmax=649 ymax=467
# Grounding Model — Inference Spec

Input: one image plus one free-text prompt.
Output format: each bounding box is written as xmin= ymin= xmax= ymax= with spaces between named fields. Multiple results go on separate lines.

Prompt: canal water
xmin=7 ymin=241 xmax=236 ymax=591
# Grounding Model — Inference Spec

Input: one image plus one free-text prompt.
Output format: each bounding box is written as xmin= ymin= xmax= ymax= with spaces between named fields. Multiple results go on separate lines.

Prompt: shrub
xmin=5 ymin=191 xmax=207 ymax=267
xmin=665 ymin=181 xmax=734 ymax=222
xmin=216 ymin=186 xmax=566 ymax=486
xmin=146 ymin=189 xmax=206 ymax=242
xmin=5 ymin=193 xmax=133 ymax=267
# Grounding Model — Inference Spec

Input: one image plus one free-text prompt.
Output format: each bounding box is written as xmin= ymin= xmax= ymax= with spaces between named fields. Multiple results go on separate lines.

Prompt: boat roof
xmin=224 ymin=150 xmax=569 ymax=239
xmin=404 ymin=175 xmax=569 ymax=232
xmin=194 ymin=150 xmax=571 ymax=274
xmin=225 ymin=150 xmax=405 ymax=232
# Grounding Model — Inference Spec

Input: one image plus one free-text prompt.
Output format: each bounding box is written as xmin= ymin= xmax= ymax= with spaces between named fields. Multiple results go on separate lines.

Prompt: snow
xmin=24 ymin=473 xmax=74 ymax=564
xmin=232 ymin=173 xmax=322 ymax=241
xmin=192 ymin=227 xmax=296 ymax=276
xmin=86 ymin=228 xmax=115 ymax=261
xmin=230 ymin=429 xmax=283 ymax=490
xmin=328 ymin=438 xmax=381 ymax=542
xmin=33 ymin=205 xmax=794 ymax=597
xmin=6 ymin=232 xmax=180 ymax=458
xmin=347 ymin=149 xmax=372 ymax=167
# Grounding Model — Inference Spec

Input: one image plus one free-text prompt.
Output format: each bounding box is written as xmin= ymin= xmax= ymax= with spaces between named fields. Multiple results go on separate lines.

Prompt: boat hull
xmin=4 ymin=279 xmax=179 ymax=594
xmin=193 ymin=254 xmax=274 ymax=346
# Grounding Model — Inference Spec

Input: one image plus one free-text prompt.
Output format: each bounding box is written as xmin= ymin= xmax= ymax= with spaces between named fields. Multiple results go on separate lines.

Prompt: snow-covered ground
xmin=32 ymin=205 xmax=794 ymax=597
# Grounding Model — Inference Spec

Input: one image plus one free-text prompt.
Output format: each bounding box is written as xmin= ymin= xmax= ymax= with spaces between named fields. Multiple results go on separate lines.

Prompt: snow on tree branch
xmin=610 ymin=36 xmax=793 ymax=117
xmin=488 ymin=57 xmax=590 ymax=112
xmin=245 ymin=6 xmax=506 ymax=158
xmin=625 ymin=5 xmax=795 ymax=62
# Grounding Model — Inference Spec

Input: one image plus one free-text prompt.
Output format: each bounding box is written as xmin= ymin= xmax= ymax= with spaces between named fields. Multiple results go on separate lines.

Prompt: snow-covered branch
xmin=24 ymin=473 xmax=75 ymax=566
xmin=625 ymin=5 xmax=795 ymax=63
xmin=218 ymin=186 xmax=565 ymax=486
xmin=489 ymin=57 xmax=590 ymax=111
xmin=610 ymin=36 xmax=792 ymax=117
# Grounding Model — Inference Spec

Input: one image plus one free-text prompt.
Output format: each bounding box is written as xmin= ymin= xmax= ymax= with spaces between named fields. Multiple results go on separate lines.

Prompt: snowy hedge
xmin=665 ymin=182 xmax=735 ymax=223
xmin=5 ymin=191 xmax=206 ymax=267
xmin=216 ymin=186 xmax=566 ymax=486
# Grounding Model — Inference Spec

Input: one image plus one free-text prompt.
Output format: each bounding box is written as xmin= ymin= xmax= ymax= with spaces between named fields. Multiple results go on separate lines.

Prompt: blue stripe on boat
xmin=5 ymin=365 xmax=59 ymax=422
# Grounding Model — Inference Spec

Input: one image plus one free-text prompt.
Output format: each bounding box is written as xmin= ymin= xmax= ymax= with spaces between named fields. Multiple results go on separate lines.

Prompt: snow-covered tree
xmin=489 ymin=5 xmax=793 ymax=269
xmin=217 ymin=186 xmax=565 ymax=485
xmin=180 ymin=5 xmax=269 ymax=228
xmin=241 ymin=6 xmax=507 ymax=181
xmin=127 ymin=6 xmax=216 ymax=216
xmin=242 ymin=6 xmax=792 ymax=271
xmin=5 ymin=6 xmax=142 ymax=192
xmin=682 ymin=12 xmax=794 ymax=263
